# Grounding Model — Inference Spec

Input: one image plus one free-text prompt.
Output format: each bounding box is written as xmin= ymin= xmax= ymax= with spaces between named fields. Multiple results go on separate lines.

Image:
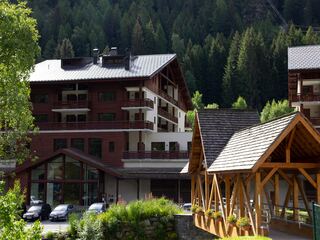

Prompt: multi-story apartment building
xmin=288 ymin=45 xmax=320 ymax=131
xmin=14 ymin=48 xmax=193 ymax=207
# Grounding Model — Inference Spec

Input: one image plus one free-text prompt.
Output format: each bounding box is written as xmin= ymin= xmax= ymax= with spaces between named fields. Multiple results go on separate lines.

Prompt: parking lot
xmin=26 ymin=220 xmax=69 ymax=234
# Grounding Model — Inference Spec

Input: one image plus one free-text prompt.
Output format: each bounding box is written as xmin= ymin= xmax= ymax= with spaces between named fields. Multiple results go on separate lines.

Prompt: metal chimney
xmin=93 ymin=48 xmax=99 ymax=64
xmin=109 ymin=47 xmax=118 ymax=56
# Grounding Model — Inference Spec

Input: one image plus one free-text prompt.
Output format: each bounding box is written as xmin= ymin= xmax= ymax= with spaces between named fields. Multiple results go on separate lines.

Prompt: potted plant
xmin=213 ymin=211 xmax=223 ymax=222
xmin=227 ymin=215 xmax=237 ymax=227
xmin=205 ymin=209 xmax=214 ymax=218
xmin=236 ymin=216 xmax=251 ymax=231
xmin=191 ymin=204 xmax=198 ymax=214
xmin=196 ymin=206 xmax=204 ymax=216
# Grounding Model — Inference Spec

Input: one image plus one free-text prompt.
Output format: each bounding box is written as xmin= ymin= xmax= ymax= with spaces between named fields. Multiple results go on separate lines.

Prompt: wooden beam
xmin=229 ymin=175 xmax=240 ymax=216
xmin=263 ymin=188 xmax=273 ymax=217
xmin=197 ymin=175 xmax=205 ymax=208
xmin=261 ymin=163 xmax=320 ymax=169
xmin=191 ymin=174 xmax=195 ymax=205
xmin=208 ymin=175 xmax=215 ymax=210
xmin=296 ymin=177 xmax=312 ymax=221
xmin=261 ymin=168 xmax=278 ymax=187
xmin=214 ymin=174 xmax=226 ymax=223
xmin=225 ymin=175 xmax=231 ymax=215
xmin=205 ymin=171 xmax=209 ymax=210
xmin=286 ymin=127 xmax=296 ymax=163
xmin=278 ymin=169 xmax=293 ymax=186
xmin=298 ymin=168 xmax=317 ymax=189
xmin=293 ymin=177 xmax=299 ymax=221
xmin=255 ymin=172 xmax=262 ymax=234
xmin=274 ymin=173 xmax=280 ymax=216
xmin=280 ymin=185 xmax=292 ymax=218
xmin=239 ymin=176 xmax=256 ymax=235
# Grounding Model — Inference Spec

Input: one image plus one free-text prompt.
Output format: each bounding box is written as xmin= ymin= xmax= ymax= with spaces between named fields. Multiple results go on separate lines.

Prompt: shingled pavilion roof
xmin=207 ymin=113 xmax=297 ymax=172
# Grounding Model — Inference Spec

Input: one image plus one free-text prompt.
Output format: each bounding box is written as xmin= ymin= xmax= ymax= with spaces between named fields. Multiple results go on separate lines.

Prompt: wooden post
xmin=225 ymin=175 xmax=231 ymax=215
xmin=214 ymin=177 xmax=218 ymax=212
xmin=317 ymin=173 xmax=320 ymax=204
xmin=255 ymin=172 xmax=261 ymax=235
xmin=239 ymin=176 xmax=244 ymax=217
xmin=293 ymin=177 xmax=299 ymax=221
xmin=274 ymin=173 xmax=280 ymax=216
xmin=191 ymin=174 xmax=195 ymax=205
xmin=205 ymin=172 xmax=209 ymax=210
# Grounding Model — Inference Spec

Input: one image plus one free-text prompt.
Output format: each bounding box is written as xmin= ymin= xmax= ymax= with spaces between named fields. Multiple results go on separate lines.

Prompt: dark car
xmin=49 ymin=204 xmax=73 ymax=221
xmin=87 ymin=202 xmax=107 ymax=214
xmin=23 ymin=204 xmax=51 ymax=221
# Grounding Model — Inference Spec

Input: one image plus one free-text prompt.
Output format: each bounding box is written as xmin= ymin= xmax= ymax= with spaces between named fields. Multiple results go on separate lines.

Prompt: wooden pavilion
xmin=182 ymin=109 xmax=320 ymax=238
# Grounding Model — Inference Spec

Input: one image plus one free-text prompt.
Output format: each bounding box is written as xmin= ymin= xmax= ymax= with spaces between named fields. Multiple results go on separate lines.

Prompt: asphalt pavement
xmin=26 ymin=220 xmax=69 ymax=234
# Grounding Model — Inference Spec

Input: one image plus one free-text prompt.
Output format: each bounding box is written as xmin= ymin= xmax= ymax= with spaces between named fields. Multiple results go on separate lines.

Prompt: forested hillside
xmin=28 ymin=0 xmax=320 ymax=109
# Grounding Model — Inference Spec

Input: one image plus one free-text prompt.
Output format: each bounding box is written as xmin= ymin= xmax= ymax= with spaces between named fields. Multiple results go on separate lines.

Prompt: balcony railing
xmin=158 ymin=107 xmax=178 ymax=123
xmin=52 ymin=100 xmax=90 ymax=109
xmin=123 ymin=151 xmax=189 ymax=159
xmin=122 ymin=99 xmax=154 ymax=109
xmin=37 ymin=121 xmax=154 ymax=131
xmin=158 ymin=90 xmax=178 ymax=106
xmin=310 ymin=117 xmax=320 ymax=126
xmin=290 ymin=94 xmax=320 ymax=102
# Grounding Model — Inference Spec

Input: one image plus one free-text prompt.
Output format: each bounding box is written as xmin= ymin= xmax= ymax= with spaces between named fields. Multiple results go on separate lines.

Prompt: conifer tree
xmin=131 ymin=18 xmax=144 ymax=54
xmin=54 ymin=38 xmax=75 ymax=58
xmin=155 ymin=22 xmax=167 ymax=53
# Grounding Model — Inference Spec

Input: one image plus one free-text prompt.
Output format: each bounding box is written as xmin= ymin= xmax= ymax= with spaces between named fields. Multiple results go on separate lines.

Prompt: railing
xmin=290 ymin=93 xmax=320 ymax=102
xmin=158 ymin=90 xmax=178 ymax=106
xmin=123 ymin=151 xmax=189 ymax=159
xmin=122 ymin=99 xmax=154 ymax=109
xmin=37 ymin=121 xmax=154 ymax=131
xmin=158 ymin=107 xmax=178 ymax=123
xmin=309 ymin=117 xmax=320 ymax=125
xmin=52 ymin=100 xmax=90 ymax=109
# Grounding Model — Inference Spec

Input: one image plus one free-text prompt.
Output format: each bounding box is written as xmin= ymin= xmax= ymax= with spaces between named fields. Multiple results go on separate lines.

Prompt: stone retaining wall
xmin=174 ymin=214 xmax=216 ymax=240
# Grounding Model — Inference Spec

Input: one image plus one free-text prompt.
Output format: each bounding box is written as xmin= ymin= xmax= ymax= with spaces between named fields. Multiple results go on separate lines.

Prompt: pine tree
xmin=171 ymin=33 xmax=185 ymax=59
xmin=155 ymin=22 xmax=167 ymax=53
xmin=222 ymin=31 xmax=241 ymax=107
xmin=54 ymin=38 xmax=75 ymax=59
xmin=131 ymin=18 xmax=144 ymax=55
xmin=43 ymin=38 xmax=56 ymax=60
xmin=144 ymin=19 xmax=156 ymax=54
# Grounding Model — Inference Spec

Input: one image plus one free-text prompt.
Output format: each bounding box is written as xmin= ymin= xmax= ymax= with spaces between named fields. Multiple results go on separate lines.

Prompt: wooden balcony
xmin=309 ymin=117 xmax=320 ymax=126
xmin=37 ymin=120 xmax=154 ymax=131
xmin=122 ymin=99 xmax=154 ymax=109
xmin=158 ymin=90 xmax=178 ymax=106
xmin=290 ymin=94 xmax=320 ymax=102
xmin=52 ymin=100 xmax=90 ymax=109
xmin=158 ymin=107 xmax=178 ymax=123
xmin=123 ymin=151 xmax=189 ymax=159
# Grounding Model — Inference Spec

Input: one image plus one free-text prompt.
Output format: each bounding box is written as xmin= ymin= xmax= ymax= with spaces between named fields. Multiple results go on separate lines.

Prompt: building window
xmin=66 ymin=115 xmax=77 ymax=122
xmin=54 ymin=139 xmax=67 ymax=151
xmin=78 ymin=94 xmax=87 ymax=101
xmin=109 ymin=142 xmax=115 ymax=152
xmin=78 ymin=114 xmax=87 ymax=122
xmin=89 ymin=138 xmax=102 ymax=158
xmin=98 ymin=92 xmax=116 ymax=101
xmin=151 ymin=142 xmax=165 ymax=151
xmin=98 ymin=113 xmax=116 ymax=121
xmin=34 ymin=114 xmax=48 ymax=122
xmin=71 ymin=138 xmax=84 ymax=151
xmin=154 ymin=117 xmax=156 ymax=124
xmin=32 ymin=94 xmax=49 ymax=103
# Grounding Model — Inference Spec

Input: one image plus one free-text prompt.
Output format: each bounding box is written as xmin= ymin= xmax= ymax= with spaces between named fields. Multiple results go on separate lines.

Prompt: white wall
xmin=118 ymin=179 xmax=138 ymax=202
xmin=105 ymin=175 xmax=117 ymax=204
xmin=139 ymin=179 xmax=151 ymax=199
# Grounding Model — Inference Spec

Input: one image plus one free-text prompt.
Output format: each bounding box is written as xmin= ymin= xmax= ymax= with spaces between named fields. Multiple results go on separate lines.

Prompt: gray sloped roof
xmin=198 ymin=109 xmax=260 ymax=167
xmin=288 ymin=45 xmax=320 ymax=70
xmin=207 ymin=112 xmax=298 ymax=172
xmin=29 ymin=54 xmax=176 ymax=82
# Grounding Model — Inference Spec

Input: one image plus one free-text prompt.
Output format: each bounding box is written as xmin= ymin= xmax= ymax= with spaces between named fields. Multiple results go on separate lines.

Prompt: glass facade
xmin=30 ymin=154 xmax=101 ymax=207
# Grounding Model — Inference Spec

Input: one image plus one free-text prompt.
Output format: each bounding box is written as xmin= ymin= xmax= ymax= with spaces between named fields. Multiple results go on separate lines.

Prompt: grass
xmin=220 ymin=237 xmax=271 ymax=240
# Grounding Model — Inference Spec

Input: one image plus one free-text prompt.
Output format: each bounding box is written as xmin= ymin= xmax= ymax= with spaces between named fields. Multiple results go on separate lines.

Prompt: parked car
xmin=87 ymin=202 xmax=107 ymax=214
xmin=23 ymin=204 xmax=51 ymax=221
xmin=30 ymin=195 xmax=43 ymax=205
xmin=49 ymin=204 xmax=73 ymax=221
xmin=182 ymin=203 xmax=191 ymax=211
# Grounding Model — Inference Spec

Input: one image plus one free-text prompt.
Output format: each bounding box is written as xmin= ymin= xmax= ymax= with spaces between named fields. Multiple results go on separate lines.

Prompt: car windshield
xmin=28 ymin=206 xmax=41 ymax=212
xmin=89 ymin=203 xmax=103 ymax=210
xmin=54 ymin=205 xmax=68 ymax=211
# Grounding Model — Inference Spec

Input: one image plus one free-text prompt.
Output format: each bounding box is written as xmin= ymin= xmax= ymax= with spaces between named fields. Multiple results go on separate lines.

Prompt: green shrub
xmin=67 ymin=213 xmax=79 ymax=239
xmin=205 ymin=209 xmax=214 ymax=217
xmin=191 ymin=204 xmax=198 ymax=213
xmin=76 ymin=198 xmax=181 ymax=240
xmin=45 ymin=231 xmax=55 ymax=240
xmin=195 ymin=206 xmax=203 ymax=213
xmin=236 ymin=217 xmax=250 ymax=228
xmin=213 ymin=211 xmax=222 ymax=219
xmin=227 ymin=215 xmax=237 ymax=224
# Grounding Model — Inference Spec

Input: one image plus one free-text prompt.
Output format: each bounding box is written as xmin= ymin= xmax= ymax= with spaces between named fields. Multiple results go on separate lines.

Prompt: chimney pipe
xmin=125 ymin=49 xmax=131 ymax=71
xmin=93 ymin=48 xmax=99 ymax=64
